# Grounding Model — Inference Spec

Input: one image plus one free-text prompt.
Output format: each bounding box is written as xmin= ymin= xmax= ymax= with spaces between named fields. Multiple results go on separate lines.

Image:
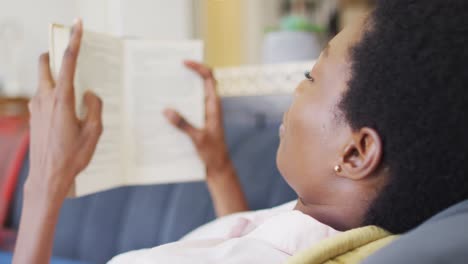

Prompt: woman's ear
xmin=338 ymin=127 xmax=383 ymax=180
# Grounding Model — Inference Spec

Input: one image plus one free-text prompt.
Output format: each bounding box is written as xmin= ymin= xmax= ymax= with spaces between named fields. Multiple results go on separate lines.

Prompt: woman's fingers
xmin=184 ymin=60 xmax=218 ymax=99
xmin=82 ymin=91 xmax=103 ymax=132
xmin=57 ymin=19 xmax=83 ymax=103
xmin=184 ymin=60 xmax=217 ymax=98
xmin=38 ymin=53 xmax=54 ymax=90
xmin=184 ymin=60 xmax=214 ymax=79
xmin=79 ymin=91 xmax=104 ymax=170
xmin=164 ymin=108 xmax=200 ymax=143
xmin=164 ymin=64 xmax=230 ymax=175
xmin=184 ymin=60 xmax=222 ymax=130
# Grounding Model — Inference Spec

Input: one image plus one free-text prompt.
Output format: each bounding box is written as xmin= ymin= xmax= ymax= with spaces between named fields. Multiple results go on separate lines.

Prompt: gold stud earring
xmin=334 ymin=165 xmax=342 ymax=173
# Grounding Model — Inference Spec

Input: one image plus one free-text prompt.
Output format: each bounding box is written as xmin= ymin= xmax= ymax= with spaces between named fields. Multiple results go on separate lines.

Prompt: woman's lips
xmin=280 ymin=111 xmax=288 ymax=137
xmin=279 ymin=123 xmax=286 ymax=137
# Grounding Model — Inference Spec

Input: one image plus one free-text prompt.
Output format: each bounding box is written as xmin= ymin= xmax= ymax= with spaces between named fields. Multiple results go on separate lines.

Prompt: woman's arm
xmin=13 ymin=19 xmax=104 ymax=264
xmin=164 ymin=62 xmax=248 ymax=217
xmin=205 ymin=160 xmax=249 ymax=217
xmin=13 ymin=185 xmax=62 ymax=264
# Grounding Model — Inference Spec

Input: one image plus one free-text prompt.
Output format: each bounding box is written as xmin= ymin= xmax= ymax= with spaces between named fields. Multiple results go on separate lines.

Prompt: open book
xmin=49 ymin=24 xmax=205 ymax=197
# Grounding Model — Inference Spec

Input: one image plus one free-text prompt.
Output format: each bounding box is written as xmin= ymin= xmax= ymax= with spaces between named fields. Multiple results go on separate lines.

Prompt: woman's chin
xmin=276 ymin=143 xmax=290 ymax=185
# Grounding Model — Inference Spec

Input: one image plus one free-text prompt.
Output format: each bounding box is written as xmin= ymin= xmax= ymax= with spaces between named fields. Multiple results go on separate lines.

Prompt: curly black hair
xmin=339 ymin=0 xmax=468 ymax=234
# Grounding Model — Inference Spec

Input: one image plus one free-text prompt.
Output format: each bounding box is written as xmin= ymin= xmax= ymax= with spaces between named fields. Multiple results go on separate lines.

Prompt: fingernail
xmin=163 ymin=109 xmax=175 ymax=119
xmin=83 ymin=90 xmax=91 ymax=98
xmin=71 ymin=18 xmax=81 ymax=35
xmin=71 ymin=19 xmax=76 ymax=35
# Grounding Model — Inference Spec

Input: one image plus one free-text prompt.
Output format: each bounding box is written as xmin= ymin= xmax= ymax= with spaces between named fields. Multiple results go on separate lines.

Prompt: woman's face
xmin=277 ymin=21 xmax=365 ymax=212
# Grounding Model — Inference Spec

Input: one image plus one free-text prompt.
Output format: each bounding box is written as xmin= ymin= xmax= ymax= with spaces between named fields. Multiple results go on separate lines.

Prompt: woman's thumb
xmin=81 ymin=91 xmax=103 ymax=144
xmin=82 ymin=91 xmax=103 ymax=128
xmin=163 ymin=108 xmax=199 ymax=142
xmin=74 ymin=91 xmax=103 ymax=170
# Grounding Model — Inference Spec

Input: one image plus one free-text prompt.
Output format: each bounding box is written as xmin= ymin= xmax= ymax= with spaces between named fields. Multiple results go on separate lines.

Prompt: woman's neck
xmin=294 ymin=197 xmax=365 ymax=231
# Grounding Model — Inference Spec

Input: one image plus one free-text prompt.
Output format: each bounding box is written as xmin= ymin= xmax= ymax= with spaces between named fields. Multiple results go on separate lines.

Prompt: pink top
xmin=108 ymin=201 xmax=340 ymax=264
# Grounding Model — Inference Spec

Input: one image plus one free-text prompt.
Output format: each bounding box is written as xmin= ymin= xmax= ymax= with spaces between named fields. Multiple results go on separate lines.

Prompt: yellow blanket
xmin=286 ymin=226 xmax=399 ymax=264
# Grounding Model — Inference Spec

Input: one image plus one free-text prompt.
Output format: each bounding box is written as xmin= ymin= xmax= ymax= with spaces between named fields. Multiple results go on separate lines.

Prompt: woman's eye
xmin=304 ymin=71 xmax=314 ymax=81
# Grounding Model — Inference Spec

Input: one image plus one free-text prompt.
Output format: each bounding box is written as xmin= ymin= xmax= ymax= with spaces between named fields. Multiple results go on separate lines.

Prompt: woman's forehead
xmin=313 ymin=20 xmax=364 ymax=79
xmin=328 ymin=16 xmax=367 ymax=61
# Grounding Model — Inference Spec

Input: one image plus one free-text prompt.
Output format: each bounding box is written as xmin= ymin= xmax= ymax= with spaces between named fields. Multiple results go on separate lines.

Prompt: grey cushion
xmin=363 ymin=199 xmax=468 ymax=264
xmin=8 ymin=95 xmax=296 ymax=264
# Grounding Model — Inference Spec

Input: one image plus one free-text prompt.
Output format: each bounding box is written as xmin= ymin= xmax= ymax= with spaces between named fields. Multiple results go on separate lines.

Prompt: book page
xmin=49 ymin=25 xmax=126 ymax=196
xmin=123 ymin=40 xmax=205 ymax=185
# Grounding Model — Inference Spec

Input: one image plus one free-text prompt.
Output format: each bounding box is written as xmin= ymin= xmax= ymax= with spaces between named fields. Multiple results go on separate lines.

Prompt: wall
xmin=119 ymin=0 xmax=193 ymax=39
xmin=199 ymin=0 xmax=243 ymax=67
xmin=243 ymin=0 xmax=282 ymax=65
xmin=196 ymin=0 xmax=283 ymax=67
xmin=0 ymin=0 xmax=195 ymax=96
xmin=0 ymin=0 xmax=77 ymax=96
xmin=79 ymin=0 xmax=194 ymax=39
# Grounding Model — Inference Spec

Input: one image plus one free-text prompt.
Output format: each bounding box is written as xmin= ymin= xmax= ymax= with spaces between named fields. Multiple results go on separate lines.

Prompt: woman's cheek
xmin=277 ymin=105 xmax=310 ymax=183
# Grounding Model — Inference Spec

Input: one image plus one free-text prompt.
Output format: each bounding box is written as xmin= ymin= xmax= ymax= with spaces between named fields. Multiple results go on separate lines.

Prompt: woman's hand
xmin=164 ymin=61 xmax=248 ymax=217
xmin=26 ymin=20 xmax=103 ymax=202
xmin=13 ymin=19 xmax=103 ymax=264
xmin=163 ymin=61 xmax=230 ymax=177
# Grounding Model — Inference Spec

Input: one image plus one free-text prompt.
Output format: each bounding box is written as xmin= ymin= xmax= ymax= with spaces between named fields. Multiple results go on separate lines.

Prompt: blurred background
xmin=0 ymin=0 xmax=373 ymax=99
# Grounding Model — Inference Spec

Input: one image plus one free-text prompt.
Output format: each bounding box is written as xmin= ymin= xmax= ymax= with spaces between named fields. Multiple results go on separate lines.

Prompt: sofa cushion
xmin=362 ymin=199 xmax=468 ymax=264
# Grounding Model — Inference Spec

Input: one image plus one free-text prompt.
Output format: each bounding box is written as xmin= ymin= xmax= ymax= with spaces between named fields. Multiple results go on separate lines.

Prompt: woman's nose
xmin=294 ymin=80 xmax=307 ymax=97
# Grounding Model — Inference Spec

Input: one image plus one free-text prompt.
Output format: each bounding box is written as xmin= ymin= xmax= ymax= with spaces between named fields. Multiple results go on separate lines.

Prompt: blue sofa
xmin=5 ymin=95 xmax=296 ymax=264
